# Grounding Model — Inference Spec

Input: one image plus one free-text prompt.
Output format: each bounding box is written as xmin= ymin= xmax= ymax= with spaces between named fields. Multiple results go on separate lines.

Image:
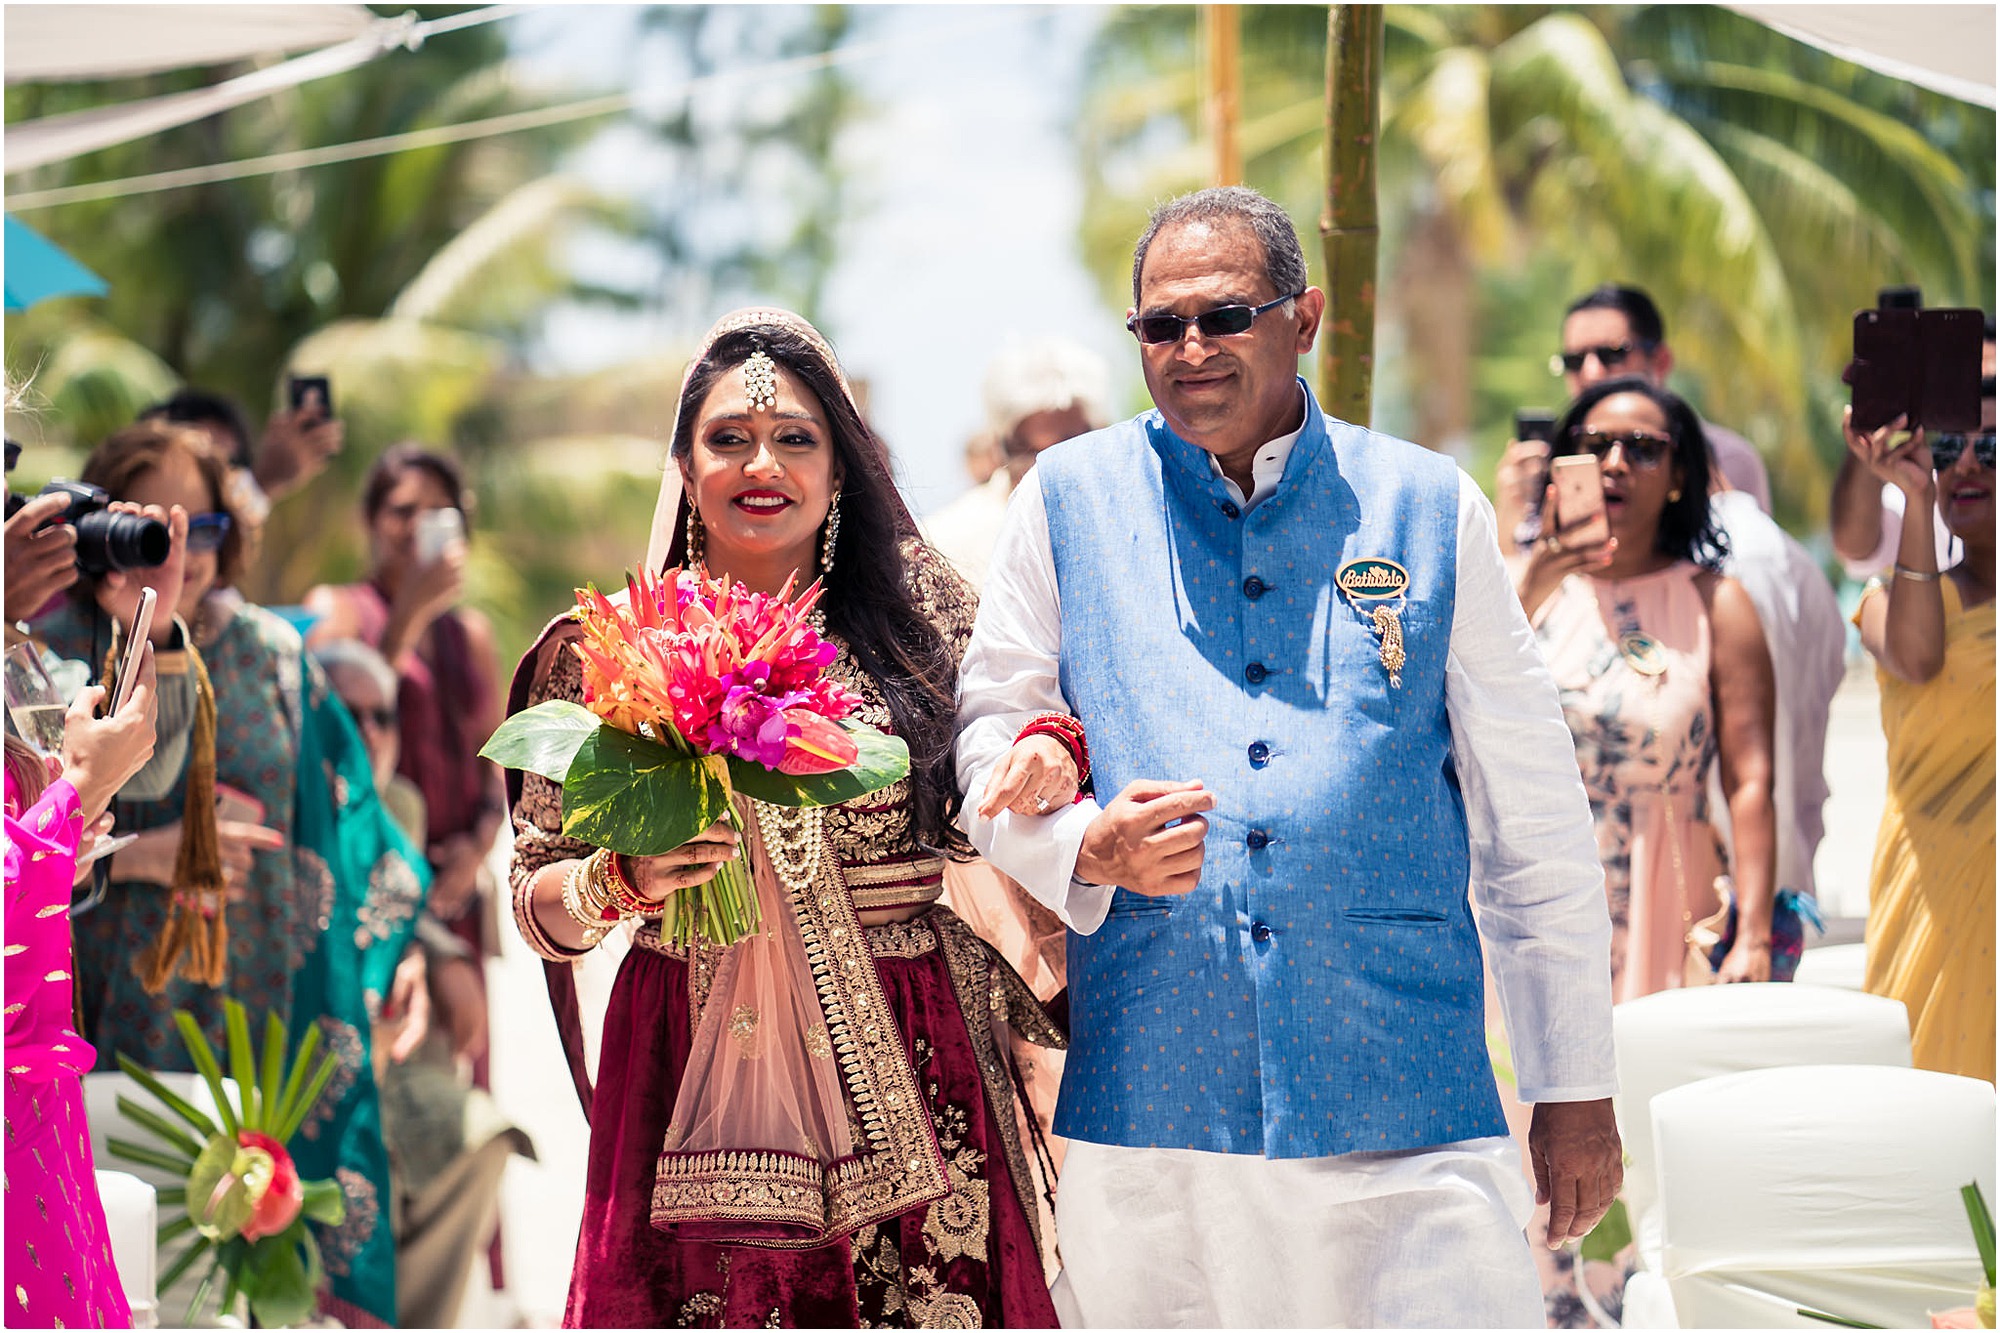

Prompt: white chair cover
xmin=1792 ymin=942 xmax=1868 ymax=991
xmin=1652 ymin=1064 xmax=1995 ymax=1329
xmin=94 ymin=1169 xmax=157 ymax=1324
xmin=1613 ymin=983 xmax=1912 ymax=1268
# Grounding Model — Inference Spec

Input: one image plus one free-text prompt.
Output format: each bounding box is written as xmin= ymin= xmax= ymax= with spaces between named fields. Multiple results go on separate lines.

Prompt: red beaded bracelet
xmin=605 ymin=852 xmax=663 ymax=919
xmin=1014 ymin=711 xmax=1091 ymax=798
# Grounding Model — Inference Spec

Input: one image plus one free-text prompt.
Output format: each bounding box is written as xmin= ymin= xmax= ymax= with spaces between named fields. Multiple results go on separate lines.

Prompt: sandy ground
xmin=471 ymin=660 xmax=1894 ymax=1327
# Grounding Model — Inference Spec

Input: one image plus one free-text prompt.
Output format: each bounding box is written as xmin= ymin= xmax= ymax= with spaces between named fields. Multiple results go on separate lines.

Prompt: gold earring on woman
xmin=685 ymin=504 xmax=706 ymax=568
xmin=1667 ymin=489 xmax=1682 ymax=502
xmin=821 ymin=493 xmax=842 ymax=575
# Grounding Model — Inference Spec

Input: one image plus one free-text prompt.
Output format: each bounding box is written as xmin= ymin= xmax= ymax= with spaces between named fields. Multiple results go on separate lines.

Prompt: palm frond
xmin=388 ymin=174 xmax=602 ymax=328
xmin=1390 ymin=46 xmax=1513 ymax=262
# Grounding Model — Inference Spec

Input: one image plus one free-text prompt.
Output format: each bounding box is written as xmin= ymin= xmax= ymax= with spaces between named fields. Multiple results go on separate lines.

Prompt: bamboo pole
xmin=1206 ymin=4 xmax=1242 ymax=186
xmin=1319 ymin=4 xmax=1382 ymax=426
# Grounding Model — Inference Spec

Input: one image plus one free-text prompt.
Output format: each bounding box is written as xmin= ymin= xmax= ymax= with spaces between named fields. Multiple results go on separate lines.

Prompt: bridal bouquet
xmin=109 ymin=1000 xmax=347 ymax=1329
xmin=482 ymin=567 xmax=909 ymax=946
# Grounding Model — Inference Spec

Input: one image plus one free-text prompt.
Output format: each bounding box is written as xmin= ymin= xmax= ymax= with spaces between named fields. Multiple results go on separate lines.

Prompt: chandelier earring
xmin=685 ymin=504 xmax=707 ymax=569
xmin=820 ymin=492 xmax=842 ymax=575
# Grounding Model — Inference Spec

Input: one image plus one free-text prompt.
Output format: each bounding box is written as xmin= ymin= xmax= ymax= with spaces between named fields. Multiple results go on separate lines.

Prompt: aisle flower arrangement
xmin=481 ymin=567 xmax=908 ymax=946
xmin=109 ymin=999 xmax=346 ymax=1328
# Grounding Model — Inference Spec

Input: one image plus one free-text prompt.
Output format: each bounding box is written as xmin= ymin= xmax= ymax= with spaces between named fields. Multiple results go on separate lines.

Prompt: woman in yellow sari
xmin=1846 ymin=394 xmax=1996 ymax=1083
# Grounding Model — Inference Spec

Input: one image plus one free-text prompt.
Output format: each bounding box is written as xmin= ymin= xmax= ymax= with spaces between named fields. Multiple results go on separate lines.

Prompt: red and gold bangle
xmin=602 ymin=851 xmax=664 ymax=919
xmin=1014 ymin=711 xmax=1091 ymax=796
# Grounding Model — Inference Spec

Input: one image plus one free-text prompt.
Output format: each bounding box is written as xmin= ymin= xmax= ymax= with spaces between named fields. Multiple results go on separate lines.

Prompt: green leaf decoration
xmin=157 ymin=1213 xmax=197 ymax=1247
xmin=157 ymin=1236 xmax=211 ymax=1300
xmin=258 ymin=1011 xmax=285 ymax=1142
xmin=107 ymin=1136 xmax=201 ymax=1176
xmin=274 ymin=1051 xmax=342 ymax=1146
xmin=115 ymin=1053 xmax=219 ymax=1139
xmin=560 ymin=724 xmax=729 ymax=855
xmin=272 ymin=1021 xmax=323 ymax=1138
xmin=225 ymin=1000 xmax=260 ymax=1130
xmin=186 ymin=1133 xmax=256 ymax=1240
xmin=480 ymin=699 xmax=601 ymax=781
xmin=724 ymin=722 xmax=910 ymax=808
xmin=174 ymin=1010 xmax=239 ymax=1138
xmin=1965 ymin=1181 xmax=1996 ymax=1288
xmin=1578 ymin=1197 xmax=1632 ymax=1263
xmin=244 ymin=1232 xmax=316 ymax=1330
xmin=1796 ymin=1309 xmax=1882 ymax=1328
xmin=114 ymin=1095 xmax=204 ymax=1161
xmin=301 ymin=1177 xmax=346 ymax=1226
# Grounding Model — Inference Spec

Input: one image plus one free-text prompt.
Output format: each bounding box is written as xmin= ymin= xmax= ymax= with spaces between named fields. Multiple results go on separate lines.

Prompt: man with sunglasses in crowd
xmin=955 ymin=185 xmax=1619 ymax=1328
xmin=1830 ymin=316 xmax=1993 ymax=581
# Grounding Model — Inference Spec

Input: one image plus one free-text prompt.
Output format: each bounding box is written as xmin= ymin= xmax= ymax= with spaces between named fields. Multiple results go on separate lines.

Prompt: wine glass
xmin=4 ymin=641 xmax=66 ymax=756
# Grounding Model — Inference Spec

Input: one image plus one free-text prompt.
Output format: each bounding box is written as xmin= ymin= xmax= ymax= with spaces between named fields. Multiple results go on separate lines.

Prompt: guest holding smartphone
xmin=1513 ymin=377 xmax=1779 ymax=1001
xmin=304 ymin=446 xmax=505 ymax=1046
xmin=1843 ymin=379 xmax=1996 ymax=1083
xmin=5 ymin=649 xmax=158 ymax=1330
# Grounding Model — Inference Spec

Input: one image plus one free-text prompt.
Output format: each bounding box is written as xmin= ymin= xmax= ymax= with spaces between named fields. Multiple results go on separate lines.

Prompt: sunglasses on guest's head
xmin=185 ymin=511 xmax=232 ymax=554
xmin=1550 ymin=342 xmax=1653 ymax=377
xmin=1930 ymin=430 xmax=1996 ymax=472
xmin=1127 ymin=292 xmax=1303 ymax=345
xmin=1562 ymin=428 xmax=1674 ymax=470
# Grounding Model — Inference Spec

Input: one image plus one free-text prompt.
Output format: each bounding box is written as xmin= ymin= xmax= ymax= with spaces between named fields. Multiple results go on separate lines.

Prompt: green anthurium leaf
xmin=724 ymin=722 xmax=909 ymax=808
xmin=560 ymin=726 xmax=728 ymax=855
xmin=186 ymin=1132 xmax=257 ymax=1241
xmin=300 ymin=1176 xmax=346 ymax=1225
xmin=244 ymin=1234 xmax=316 ymax=1331
xmin=107 ymin=1136 xmax=198 ymax=1175
xmin=480 ymin=700 xmax=601 ymax=781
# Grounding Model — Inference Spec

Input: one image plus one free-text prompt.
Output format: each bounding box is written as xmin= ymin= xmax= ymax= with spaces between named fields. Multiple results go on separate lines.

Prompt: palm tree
xmin=1075 ymin=4 xmax=1996 ymax=528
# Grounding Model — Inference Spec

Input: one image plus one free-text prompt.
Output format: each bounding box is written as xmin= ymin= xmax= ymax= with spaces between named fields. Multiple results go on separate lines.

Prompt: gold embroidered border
xmin=649 ymin=802 xmax=952 ymax=1249
xmin=841 ymin=856 xmax=943 ymax=888
xmin=849 ymin=882 xmax=944 ymax=913
xmin=933 ymin=907 xmax=1067 ymax=1260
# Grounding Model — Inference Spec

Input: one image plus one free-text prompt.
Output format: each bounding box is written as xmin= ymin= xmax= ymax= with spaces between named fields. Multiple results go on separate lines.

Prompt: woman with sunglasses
xmin=36 ymin=420 xmax=427 ymax=1327
xmin=1842 ymin=404 xmax=1995 ymax=1082
xmin=1513 ymin=376 xmax=1778 ymax=1002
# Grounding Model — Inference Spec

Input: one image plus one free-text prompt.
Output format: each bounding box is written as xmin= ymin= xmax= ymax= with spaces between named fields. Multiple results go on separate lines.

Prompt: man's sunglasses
xmin=1127 ymin=292 xmax=1303 ymax=345
xmin=1549 ymin=342 xmax=1653 ymax=377
xmin=1931 ymin=430 xmax=1996 ymax=472
xmin=186 ymin=511 xmax=232 ymax=554
xmin=1560 ymin=429 xmax=1674 ymax=470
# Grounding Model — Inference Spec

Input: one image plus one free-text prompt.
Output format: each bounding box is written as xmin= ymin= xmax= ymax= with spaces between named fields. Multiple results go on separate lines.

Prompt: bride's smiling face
xmin=680 ymin=358 xmax=842 ymax=579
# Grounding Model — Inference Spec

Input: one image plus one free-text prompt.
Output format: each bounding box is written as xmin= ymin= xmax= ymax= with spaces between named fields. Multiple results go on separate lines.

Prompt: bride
xmin=505 ymin=308 xmax=1066 ymax=1328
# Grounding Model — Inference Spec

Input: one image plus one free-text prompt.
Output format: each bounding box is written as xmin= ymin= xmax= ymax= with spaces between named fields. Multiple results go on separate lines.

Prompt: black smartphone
xmin=1514 ymin=409 xmax=1558 ymax=445
xmin=287 ymin=374 xmax=332 ymax=421
xmin=1878 ymin=285 xmax=1922 ymax=311
xmin=1851 ymin=307 xmax=1983 ymax=433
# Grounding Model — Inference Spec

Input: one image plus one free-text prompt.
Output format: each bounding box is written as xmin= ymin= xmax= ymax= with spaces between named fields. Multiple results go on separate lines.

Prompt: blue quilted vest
xmin=1037 ymin=380 xmax=1507 ymax=1158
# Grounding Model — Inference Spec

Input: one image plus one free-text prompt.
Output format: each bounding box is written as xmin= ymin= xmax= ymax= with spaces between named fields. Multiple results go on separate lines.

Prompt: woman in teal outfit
xmin=37 ymin=420 xmax=428 ymax=1327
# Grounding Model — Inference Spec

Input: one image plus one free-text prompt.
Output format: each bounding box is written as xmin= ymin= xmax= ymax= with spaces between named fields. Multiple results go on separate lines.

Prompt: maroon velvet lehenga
xmin=507 ymin=549 xmax=1064 ymax=1330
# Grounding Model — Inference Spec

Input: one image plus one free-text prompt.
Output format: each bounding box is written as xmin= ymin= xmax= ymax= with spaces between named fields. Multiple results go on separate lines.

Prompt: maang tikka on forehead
xmin=742 ymin=348 xmax=780 ymax=412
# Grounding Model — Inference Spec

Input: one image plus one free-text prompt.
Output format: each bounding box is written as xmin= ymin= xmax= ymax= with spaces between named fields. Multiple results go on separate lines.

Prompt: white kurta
xmin=953 ymin=409 xmax=1616 ymax=1327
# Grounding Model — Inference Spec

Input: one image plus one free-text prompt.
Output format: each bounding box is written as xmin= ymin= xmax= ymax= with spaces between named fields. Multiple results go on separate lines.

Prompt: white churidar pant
xmin=1050 ymin=1137 xmax=1544 ymax=1329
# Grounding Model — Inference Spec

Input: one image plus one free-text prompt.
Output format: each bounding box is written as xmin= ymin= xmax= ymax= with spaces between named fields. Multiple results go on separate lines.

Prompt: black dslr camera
xmin=5 ymin=479 xmax=170 ymax=575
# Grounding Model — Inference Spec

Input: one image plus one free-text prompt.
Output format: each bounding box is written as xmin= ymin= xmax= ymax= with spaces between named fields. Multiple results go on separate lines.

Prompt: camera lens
xmin=73 ymin=510 xmax=169 ymax=575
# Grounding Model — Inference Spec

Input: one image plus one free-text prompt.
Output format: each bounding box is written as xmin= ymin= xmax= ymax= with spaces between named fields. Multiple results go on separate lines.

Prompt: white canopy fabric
xmin=3 ymin=5 xmax=377 ymax=85
xmin=6 ymin=17 xmax=419 ymax=175
xmin=1729 ymin=4 xmax=1997 ymax=107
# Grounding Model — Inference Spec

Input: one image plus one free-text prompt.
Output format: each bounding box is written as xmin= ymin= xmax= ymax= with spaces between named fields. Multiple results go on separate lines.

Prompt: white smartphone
xmin=1550 ymin=455 xmax=1610 ymax=549
xmin=110 ymin=586 xmax=156 ymax=716
xmin=413 ymin=508 xmax=465 ymax=567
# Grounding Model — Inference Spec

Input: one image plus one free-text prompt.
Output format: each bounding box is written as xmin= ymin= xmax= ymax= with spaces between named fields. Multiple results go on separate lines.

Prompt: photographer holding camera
xmin=6 ymin=441 xmax=198 ymax=806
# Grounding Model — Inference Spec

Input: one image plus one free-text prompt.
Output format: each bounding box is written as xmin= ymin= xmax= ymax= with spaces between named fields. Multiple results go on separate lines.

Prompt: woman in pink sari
xmin=5 ymin=644 xmax=160 ymax=1329
xmin=506 ymin=309 xmax=1064 ymax=1328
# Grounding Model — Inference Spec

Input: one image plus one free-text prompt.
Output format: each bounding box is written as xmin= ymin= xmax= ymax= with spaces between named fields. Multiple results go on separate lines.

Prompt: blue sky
xmin=511 ymin=4 xmax=1136 ymax=516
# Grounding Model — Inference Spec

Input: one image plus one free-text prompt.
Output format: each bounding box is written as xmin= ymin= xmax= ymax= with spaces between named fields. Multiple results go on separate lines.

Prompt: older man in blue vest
xmin=956 ymin=186 xmax=1620 ymax=1327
